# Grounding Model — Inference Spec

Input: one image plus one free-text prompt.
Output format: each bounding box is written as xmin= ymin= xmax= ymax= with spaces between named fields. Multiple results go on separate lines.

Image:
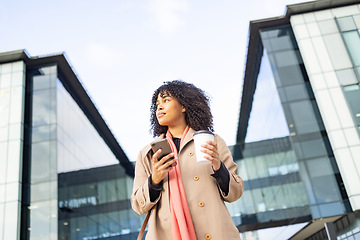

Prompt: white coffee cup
xmin=193 ymin=130 xmax=215 ymax=164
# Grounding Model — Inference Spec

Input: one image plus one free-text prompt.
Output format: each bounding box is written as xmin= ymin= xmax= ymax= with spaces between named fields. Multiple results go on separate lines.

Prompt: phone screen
xmin=151 ymin=139 xmax=173 ymax=159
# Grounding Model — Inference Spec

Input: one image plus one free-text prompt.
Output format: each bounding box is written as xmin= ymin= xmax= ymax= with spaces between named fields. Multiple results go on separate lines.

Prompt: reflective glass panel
xmin=336 ymin=69 xmax=358 ymax=86
xmin=55 ymin=78 xmax=140 ymax=239
xmin=343 ymin=84 xmax=360 ymax=127
xmin=257 ymin=25 xmax=347 ymax=220
xmin=245 ymin=50 xmax=289 ymax=143
xmin=289 ymin=100 xmax=320 ymax=135
xmin=337 ymin=16 xmax=357 ymax=32
xmin=342 ymin=31 xmax=360 ymax=67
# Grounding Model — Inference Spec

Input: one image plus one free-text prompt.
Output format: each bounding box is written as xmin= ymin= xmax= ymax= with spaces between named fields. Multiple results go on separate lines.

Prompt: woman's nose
xmin=157 ymin=104 xmax=163 ymax=110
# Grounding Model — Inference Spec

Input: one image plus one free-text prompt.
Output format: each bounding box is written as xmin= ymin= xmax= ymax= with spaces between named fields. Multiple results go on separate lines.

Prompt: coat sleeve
xmin=215 ymin=135 xmax=244 ymax=203
xmin=131 ymin=149 xmax=161 ymax=215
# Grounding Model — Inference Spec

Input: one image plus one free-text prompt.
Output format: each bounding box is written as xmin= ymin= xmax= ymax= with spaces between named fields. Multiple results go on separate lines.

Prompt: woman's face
xmin=156 ymin=92 xmax=186 ymax=127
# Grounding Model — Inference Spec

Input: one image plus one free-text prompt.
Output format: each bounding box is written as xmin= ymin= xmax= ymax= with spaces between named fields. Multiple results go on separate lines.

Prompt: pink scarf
xmin=166 ymin=126 xmax=197 ymax=240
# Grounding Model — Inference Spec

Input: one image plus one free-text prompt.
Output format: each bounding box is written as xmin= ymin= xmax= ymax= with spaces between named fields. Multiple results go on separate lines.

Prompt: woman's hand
xmin=201 ymin=140 xmax=221 ymax=171
xmin=151 ymin=150 xmax=176 ymax=185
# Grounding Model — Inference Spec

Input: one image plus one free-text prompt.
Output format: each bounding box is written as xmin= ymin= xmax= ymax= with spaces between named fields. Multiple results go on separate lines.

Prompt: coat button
xmin=193 ymin=176 xmax=199 ymax=181
xmin=189 ymin=152 xmax=194 ymax=156
xmin=205 ymin=234 xmax=211 ymax=239
xmin=140 ymin=200 xmax=145 ymax=206
xmin=198 ymin=201 xmax=204 ymax=207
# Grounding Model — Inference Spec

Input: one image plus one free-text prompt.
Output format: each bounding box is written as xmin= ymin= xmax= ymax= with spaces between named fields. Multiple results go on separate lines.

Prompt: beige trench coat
xmin=131 ymin=128 xmax=244 ymax=240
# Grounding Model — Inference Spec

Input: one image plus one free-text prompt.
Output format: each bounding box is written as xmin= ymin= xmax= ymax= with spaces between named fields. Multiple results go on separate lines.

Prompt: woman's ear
xmin=182 ymin=106 xmax=186 ymax=113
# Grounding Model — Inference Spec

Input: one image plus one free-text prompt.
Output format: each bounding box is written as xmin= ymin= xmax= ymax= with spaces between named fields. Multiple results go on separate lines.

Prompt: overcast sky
xmin=1 ymin=0 xmax=309 ymax=162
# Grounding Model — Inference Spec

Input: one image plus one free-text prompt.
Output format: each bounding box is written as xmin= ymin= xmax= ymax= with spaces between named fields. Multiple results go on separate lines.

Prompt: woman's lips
xmin=157 ymin=112 xmax=165 ymax=118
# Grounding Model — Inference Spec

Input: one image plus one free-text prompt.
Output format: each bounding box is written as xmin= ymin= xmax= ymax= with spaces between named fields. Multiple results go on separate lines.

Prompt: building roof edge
xmin=0 ymin=49 xmax=135 ymax=178
xmin=236 ymin=0 xmax=360 ymax=144
xmin=0 ymin=49 xmax=30 ymax=64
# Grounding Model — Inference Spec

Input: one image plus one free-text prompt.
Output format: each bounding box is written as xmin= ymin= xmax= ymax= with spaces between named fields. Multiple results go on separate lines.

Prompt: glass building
xmin=234 ymin=0 xmax=360 ymax=239
xmin=2 ymin=1 xmax=360 ymax=239
xmin=0 ymin=50 xmax=142 ymax=240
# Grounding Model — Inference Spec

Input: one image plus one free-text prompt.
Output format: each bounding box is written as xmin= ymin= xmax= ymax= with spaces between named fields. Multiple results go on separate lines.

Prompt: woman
xmin=131 ymin=80 xmax=244 ymax=240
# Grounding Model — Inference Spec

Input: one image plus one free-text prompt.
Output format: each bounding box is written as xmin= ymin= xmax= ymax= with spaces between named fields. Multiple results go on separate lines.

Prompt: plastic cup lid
xmin=193 ymin=130 xmax=214 ymax=136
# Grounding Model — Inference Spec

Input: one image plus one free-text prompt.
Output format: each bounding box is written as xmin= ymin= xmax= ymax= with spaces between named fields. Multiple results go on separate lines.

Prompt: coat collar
xmin=180 ymin=127 xmax=196 ymax=151
xmin=150 ymin=127 xmax=196 ymax=153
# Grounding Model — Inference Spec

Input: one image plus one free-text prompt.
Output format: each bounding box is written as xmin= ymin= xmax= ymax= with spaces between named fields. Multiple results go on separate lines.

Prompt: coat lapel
xmin=179 ymin=128 xmax=196 ymax=152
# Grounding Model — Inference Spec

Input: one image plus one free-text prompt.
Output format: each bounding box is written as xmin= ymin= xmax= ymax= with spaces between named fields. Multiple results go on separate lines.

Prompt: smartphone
xmin=151 ymin=139 xmax=173 ymax=160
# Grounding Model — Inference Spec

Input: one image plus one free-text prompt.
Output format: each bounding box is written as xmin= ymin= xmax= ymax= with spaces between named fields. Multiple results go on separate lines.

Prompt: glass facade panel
xmin=300 ymin=139 xmax=327 ymax=159
xmin=336 ymin=69 xmax=358 ymax=86
xmin=32 ymin=89 xmax=56 ymax=127
xmin=323 ymin=33 xmax=353 ymax=70
xmin=30 ymin=201 xmax=53 ymax=239
xmin=274 ymin=50 xmax=300 ymax=67
xmin=334 ymin=16 xmax=360 ymax=152
xmin=0 ymin=142 xmax=8 ymax=185
xmin=245 ymin=49 xmax=289 ymax=143
xmin=312 ymin=175 xmax=341 ymax=203
xmin=307 ymin=157 xmax=333 ymax=177
xmin=257 ymin=25 xmax=349 ymax=220
xmin=342 ymin=31 xmax=360 ymax=67
xmin=0 ymin=203 xmax=3 ymax=238
xmin=31 ymin=142 xmax=53 ymax=183
xmin=318 ymin=19 xmax=339 ymax=34
xmin=13 ymin=62 xmax=140 ymax=239
xmin=55 ymin=78 xmax=139 ymax=239
xmin=269 ymin=35 xmax=293 ymax=51
xmin=343 ymin=84 xmax=360 ymax=128
xmin=354 ymin=14 xmax=360 ymax=28
xmin=0 ymin=73 xmax=11 ymax=89
xmin=0 ymin=90 xmax=10 ymax=127
xmin=4 ymin=202 xmax=20 ymax=239
xmin=7 ymin=141 xmax=22 ymax=183
xmin=289 ymin=100 xmax=321 ymax=135
xmin=337 ymin=16 xmax=357 ymax=31
xmin=284 ymin=84 xmax=308 ymax=101
xmin=5 ymin=182 xmax=20 ymax=202
xmin=0 ymin=185 xmax=4 ymax=203
xmin=0 ymin=61 xmax=25 ymax=240
xmin=27 ymin=65 xmax=58 ymax=240
xmin=56 ymin=78 xmax=119 ymax=173
xmin=239 ymin=4 xmax=360 ymax=239
xmin=230 ymin=136 xmax=310 ymax=226
xmin=9 ymin=87 xmax=25 ymax=123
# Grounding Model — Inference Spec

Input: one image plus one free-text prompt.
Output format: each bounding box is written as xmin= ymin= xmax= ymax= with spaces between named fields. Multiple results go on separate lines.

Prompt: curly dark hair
xmin=150 ymin=80 xmax=214 ymax=137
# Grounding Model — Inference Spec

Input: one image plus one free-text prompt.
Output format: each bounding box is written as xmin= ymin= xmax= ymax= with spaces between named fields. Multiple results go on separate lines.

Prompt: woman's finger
xmin=202 ymin=140 xmax=217 ymax=150
xmin=157 ymin=153 xmax=176 ymax=170
xmin=152 ymin=149 xmax=162 ymax=163
xmin=158 ymin=152 xmax=175 ymax=164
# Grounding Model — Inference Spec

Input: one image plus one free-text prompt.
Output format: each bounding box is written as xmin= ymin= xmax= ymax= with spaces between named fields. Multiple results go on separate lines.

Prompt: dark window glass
xmin=284 ymin=84 xmax=308 ymax=102
xmin=312 ymin=176 xmax=341 ymax=203
xmin=300 ymin=139 xmax=327 ymax=159
xmin=290 ymin=101 xmax=320 ymax=135
xmin=277 ymin=65 xmax=305 ymax=86
xmin=269 ymin=35 xmax=293 ymax=52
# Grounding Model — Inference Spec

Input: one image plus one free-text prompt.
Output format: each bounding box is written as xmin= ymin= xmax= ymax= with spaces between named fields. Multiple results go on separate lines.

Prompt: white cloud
xmin=149 ymin=0 xmax=188 ymax=34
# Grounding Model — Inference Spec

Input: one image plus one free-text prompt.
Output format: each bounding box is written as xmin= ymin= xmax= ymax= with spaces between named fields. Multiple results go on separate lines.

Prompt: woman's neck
xmin=168 ymin=124 xmax=187 ymax=138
